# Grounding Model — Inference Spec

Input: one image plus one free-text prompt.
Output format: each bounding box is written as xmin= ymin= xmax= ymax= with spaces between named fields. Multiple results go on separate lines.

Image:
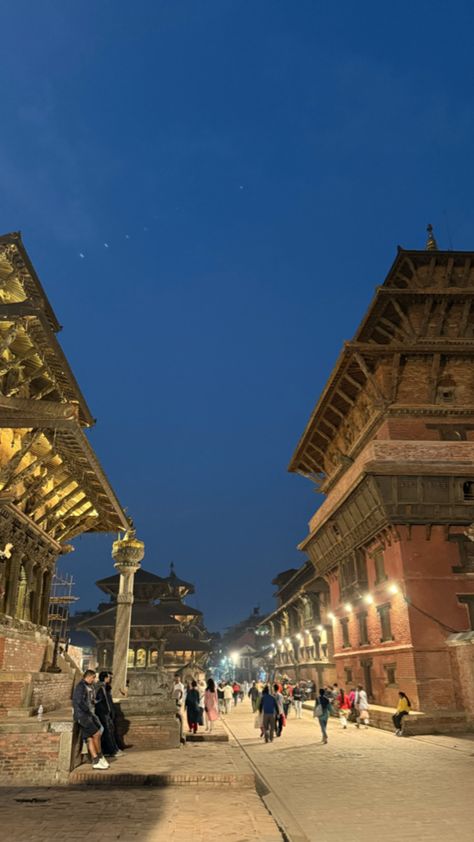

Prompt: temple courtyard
xmin=1 ymin=701 xmax=473 ymax=842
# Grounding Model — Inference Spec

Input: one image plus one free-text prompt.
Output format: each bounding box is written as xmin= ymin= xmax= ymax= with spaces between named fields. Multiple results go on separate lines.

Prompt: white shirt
xmin=172 ymin=681 xmax=184 ymax=703
xmin=356 ymin=689 xmax=368 ymax=710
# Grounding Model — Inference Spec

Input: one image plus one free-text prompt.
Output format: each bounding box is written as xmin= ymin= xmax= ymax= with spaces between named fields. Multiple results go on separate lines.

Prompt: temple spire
xmin=426 ymin=224 xmax=438 ymax=251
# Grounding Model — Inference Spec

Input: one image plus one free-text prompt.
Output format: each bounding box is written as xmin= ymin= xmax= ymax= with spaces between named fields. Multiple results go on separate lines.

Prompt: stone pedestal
xmin=115 ymin=668 xmax=180 ymax=750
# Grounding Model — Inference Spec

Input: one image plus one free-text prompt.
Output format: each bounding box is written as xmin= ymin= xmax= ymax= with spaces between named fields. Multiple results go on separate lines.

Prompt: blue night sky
xmin=1 ymin=1 xmax=473 ymax=631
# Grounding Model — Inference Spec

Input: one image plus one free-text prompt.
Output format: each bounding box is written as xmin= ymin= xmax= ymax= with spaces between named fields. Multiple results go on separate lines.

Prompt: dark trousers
xmin=98 ymin=713 xmax=119 ymax=756
xmin=392 ymin=711 xmax=408 ymax=731
xmin=263 ymin=713 xmax=275 ymax=742
xmin=276 ymin=713 xmax=284 ymax=736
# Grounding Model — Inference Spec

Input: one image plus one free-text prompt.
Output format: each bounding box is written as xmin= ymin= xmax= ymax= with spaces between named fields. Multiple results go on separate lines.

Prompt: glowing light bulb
xmin=277 ymin=639 xmax=283 ymax=646
xmin=317 ymin=624 xmax=323 ymax=632
xmin=328 ymin=613 xmax=335 ymax=622
xmin=344 ymin=602 xmax=353 ymax=612
xmin=388 ymin=583 xmax=399 ymax=595
xmin=364 ymin=594 xmax=374 ymax=605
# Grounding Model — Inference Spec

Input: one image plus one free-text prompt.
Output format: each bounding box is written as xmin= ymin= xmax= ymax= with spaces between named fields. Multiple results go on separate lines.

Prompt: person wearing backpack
xmin=392 ymin=691 xmax=411 ymax=735
xmin=313 ymin=687 xmax=332 ymax=744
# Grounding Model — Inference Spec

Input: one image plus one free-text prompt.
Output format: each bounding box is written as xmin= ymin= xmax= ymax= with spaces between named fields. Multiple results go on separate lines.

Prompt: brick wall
xmin=30 ymin=673 xmax=73 ymax=712
xmin=116 ymin=714 xmax=180 ymax=750
xmin=0 ymin=674 xmax=30 ymax=718
xmin=447 ymin=636 xmax=474 ymax=714
xmin=0 ymin=732 xmax=61 ymax=784
xmin=0 ymin=625 xmax=49 ymax=672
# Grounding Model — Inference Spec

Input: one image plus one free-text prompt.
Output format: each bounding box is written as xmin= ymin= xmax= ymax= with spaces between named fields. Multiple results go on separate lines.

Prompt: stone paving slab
xmin=0 ymin=786 xmax=282 ymax=841
xmin=69 ymin=739 xmax=253 ymax=787
xmin=223 ymin=701 xmax=474 ymax=842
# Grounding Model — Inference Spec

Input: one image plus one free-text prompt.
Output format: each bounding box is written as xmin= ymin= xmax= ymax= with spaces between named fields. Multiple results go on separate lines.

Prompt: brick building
xmin=289 ymin=229 xmax=474 ymax=718
xmin=261 ymin=563 xmax=335 ymax=687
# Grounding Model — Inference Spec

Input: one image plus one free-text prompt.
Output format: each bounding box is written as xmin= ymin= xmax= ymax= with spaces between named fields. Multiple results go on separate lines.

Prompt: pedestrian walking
xmin=259 ymin=686 xmax=278 ymax=743
xmin=292 ymin=682 xmax=304 ymax=718
xmin=248 ymin=680 xmax=260 ymax=713
xmin=217 ymin=681 xmax=225 ymax=714
xmin=184 ymin=679 xmax=201 ymax=734
xmin=282 ymin=683 xmax=292 ymax=718
xmin=392 ymin=691 xmax=411 ymax=735
xmin=337 ymin=687 xmax=351 ymax=729
xmin=232 ymin=681 xmax=241 ymax=706
xmin=314 ymin=687 xmax=332 ymax=744
xmin=273 ymin=683 xmax=285 ymax=737
xmin=204 ymin=678 xmax=219 ymax=732
xmin=223 ymin=682 xmax=233 ymax=714
xmin=354 ymin=685 xmax=370 ymax=729
xmin=72 ymin=669 xmax=109 ymax=770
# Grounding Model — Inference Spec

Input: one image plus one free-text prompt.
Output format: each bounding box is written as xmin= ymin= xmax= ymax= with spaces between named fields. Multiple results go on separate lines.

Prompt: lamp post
xmin=111 ymin=524 xmax=145 ymax=698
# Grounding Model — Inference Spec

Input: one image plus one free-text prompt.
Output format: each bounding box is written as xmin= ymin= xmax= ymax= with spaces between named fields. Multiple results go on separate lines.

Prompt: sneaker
xmin=92 ymin=758 xmax=107 ymax=770
xmin=98 ymin=757 xmax=110 ymax=769
xmin=114 ymin=749 xmax=124 ymax=757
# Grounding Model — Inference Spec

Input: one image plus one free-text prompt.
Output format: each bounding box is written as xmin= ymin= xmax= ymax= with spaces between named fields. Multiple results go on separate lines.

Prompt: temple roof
xmin=77 ymin=602 xmax=180 ymax=631
xmin=0 ymin=232 xmax=129 ymax=542
xmin=158 ymin=599 xmax=202 ymax=618
xmin=160 ymin=563 xmax=195 ymax=597
xmin=96 ymin=568 xmax=167 ymax=598
xmin=288 ymin=246 xmax=474 ymax=483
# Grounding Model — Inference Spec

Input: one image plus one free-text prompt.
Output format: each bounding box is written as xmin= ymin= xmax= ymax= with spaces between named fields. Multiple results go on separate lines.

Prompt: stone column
xmin=111 ymin=528 xmax=145 ymax=699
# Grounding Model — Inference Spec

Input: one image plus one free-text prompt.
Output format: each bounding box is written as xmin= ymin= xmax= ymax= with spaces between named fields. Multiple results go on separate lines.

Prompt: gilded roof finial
xmin=426 ymin=224 xmax=438 ymax=251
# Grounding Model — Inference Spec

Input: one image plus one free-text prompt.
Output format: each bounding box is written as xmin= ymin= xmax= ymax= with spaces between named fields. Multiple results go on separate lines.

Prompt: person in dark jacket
xmin=292 ymin=683 xmax=304 ymax=718
xmin=95 ymin=672 xmax=123 ymax=757
xmin=184 ymin=679 xmax=201 ymax=734
xmin=313 ymin=687 xmax=332 ymax=744
xmin=248 ymin=681 xmax=261 ymax=713
xmin=72 ymin=669 xmax=108 ymax=770
xmin=259 ymin=686 xmax=278 ymax=743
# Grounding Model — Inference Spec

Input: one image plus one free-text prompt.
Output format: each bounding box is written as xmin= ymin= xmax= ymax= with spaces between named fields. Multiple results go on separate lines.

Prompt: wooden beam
xmin=379 ymin=316 xmax=406 ymax=340
xmin=443 ymin=256 xmax=454 ymax=287
xmin=335 ymin=388 xmax=355 ymax=406
xmin=28 ymin=474 xmax=73 ymax=514
xmin=0 ymin=325 xmax=20 ymax=356
xmin=391 ymin=300 xmax=417 ymax=338
xmin=390 ymin=353 xmax=401 ymax=402
xmin=0 ymin=429 xmax=42 ymax=485
xmin=462 ymin=257 xmax=471 ymax=285
xmin=428 ymin=353 xmax=441 ymax=403
xmin=326 ymin=403 xmax=345 ymax=420
xmin=0 ymin=395 xmax=79 ymax=422
xmin=54 ymin=504 xmax=96 ymax=541
xmin=432 ymin=299 xmax=448 ymax=337
xmin=459 ymin=299 xmax=471 ymax=336
xmin=36 ymin=487 xmax=85 ymax=527
xmin=342 ymin=372 xmax=364 ymax=391
xmin=419 ymin=297 xmax=433 ymax=338
xmin=353 ymin=352 xmax=387 ymax=404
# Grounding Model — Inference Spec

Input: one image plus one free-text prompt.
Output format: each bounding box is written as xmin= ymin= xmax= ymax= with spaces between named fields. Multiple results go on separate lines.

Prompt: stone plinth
xmin=115 ymin=667 xmax=180 ymax=750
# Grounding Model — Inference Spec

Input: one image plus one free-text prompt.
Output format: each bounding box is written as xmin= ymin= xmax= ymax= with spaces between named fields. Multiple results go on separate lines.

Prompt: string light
xmin=364 ymin=594 xmax=374 ymax=605
xmin=344 ymin=602 xmax=353 ymax=612
xmin=388 ymin=583 xmax=399 ymax=595
xmin=317 ymin=624 xmax=323 ymax=632
xmin=277 ymin=639 xmax=282 ymax=645
xmin=328 ymin=612 xmax=335 ymax=621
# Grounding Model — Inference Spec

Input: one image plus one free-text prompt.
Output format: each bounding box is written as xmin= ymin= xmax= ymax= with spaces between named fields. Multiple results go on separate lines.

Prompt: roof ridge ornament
xmin=426 ymin=223 xmax=438 ymax=251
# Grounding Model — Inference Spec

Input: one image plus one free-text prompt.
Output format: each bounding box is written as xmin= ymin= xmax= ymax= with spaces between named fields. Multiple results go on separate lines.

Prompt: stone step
xmin=185 ymin=732 xmax=229 ymax=742
xmin=6 ymin=707 xmax=35 ymax=719
xmin=0 ymin=720 xmax=50 ymax=734
xmin=69 ymin=767 xmax=254 ymax=788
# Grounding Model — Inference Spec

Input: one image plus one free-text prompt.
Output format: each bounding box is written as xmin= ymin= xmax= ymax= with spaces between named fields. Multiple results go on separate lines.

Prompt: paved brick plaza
xmin=1 ymin=701 xmax=473 ymax=841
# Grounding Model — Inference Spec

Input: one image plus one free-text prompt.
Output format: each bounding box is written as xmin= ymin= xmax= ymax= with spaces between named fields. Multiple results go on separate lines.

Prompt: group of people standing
xmin=172 ymin=675 xmax=220 ymax=734
xmin=72 ymin=669 xmax=124 ymax=770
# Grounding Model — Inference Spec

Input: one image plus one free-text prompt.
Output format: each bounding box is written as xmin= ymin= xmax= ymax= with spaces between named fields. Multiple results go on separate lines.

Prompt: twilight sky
xmin=1 ymin=1 xmax=474 ymax=631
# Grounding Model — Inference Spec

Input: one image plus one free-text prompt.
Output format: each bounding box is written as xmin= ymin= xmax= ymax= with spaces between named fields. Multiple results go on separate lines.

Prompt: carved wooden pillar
xmin=4 ymin=535 xmax=25 ymax=617
xmin=40 ymin=568 xmax=52 ymax=626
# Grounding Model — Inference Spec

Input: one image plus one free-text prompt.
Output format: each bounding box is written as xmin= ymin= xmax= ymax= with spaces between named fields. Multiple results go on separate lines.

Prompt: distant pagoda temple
xmin=78 ymin=563 xmax=211 ymax=673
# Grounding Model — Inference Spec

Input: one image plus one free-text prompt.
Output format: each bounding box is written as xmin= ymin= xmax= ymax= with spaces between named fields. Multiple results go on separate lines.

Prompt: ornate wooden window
xmin=339 ymin=550 xmax=368 ymax=601
xmin=149 ymin=649 xmax=158 ymax=666
xmin=340 ymin=617 xmax=351 ymax=648
xmin=384 ymin=662 xmax=397 ymax=686
xmin=373 ymin=548 xmax=387 ymax=584
xmin=458 ymin=595 xmax=474 ymax=630
xmin=357 ymin=611 xmax=369 ymax=646
xmin=377 ymin=603 xmax=394 ymax=642
xmin=344 ymin=667 xmax=353 ymax=685
xmin=448 ymin=534 xmax=474 ymax=573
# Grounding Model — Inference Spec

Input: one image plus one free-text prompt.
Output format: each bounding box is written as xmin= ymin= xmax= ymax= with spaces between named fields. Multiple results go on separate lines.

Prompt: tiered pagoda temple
xmin=78 ymin=562 xmax=211 ymax=673
xmin=289 ymin=228 xmax=474 ymax=723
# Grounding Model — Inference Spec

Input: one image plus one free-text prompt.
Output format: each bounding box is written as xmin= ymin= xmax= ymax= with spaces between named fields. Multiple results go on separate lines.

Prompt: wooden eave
xmin=0 ymin=302 xmax=94 ymax=426
xmin=289 ymin=247 xmax=474 ymax=477
xmin=0 ymin=233 xmax=60 ymax=330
